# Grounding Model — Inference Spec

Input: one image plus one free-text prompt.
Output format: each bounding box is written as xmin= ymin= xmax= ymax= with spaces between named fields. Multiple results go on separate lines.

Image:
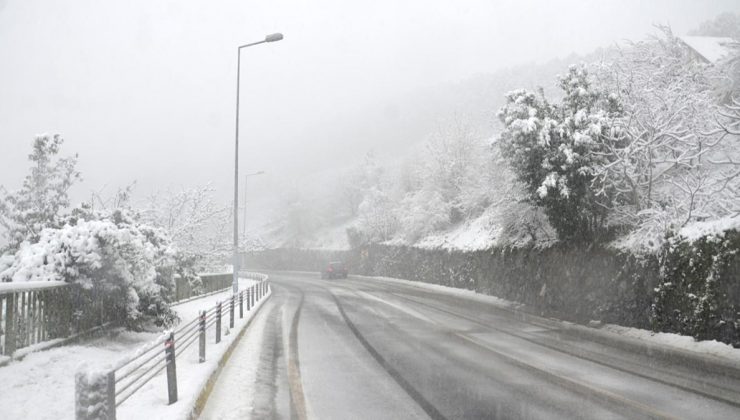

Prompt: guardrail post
xmin=75 ymin=367 xmax=116 ymax=420
xmin=216 ymin=302 xmax=222 ymax=344
xmin=164 ymin=332 xmax=178 ymax=405
xmin=246 ymin=288 xmax=251 ymax=311
xmin=229 ymin=295 xmax=235 ymax=329
xmin=250 ymin=286 xmax=255 ymax=307
xmin=4 ymin=293 xmax=16 ymax=355
xmin=199 ymin=311 xmax=206 ymax=363
xmin=239 ymin=291 xmax=244 ymax=319
xmin=107 ymin=371 xmax=116 ymax=420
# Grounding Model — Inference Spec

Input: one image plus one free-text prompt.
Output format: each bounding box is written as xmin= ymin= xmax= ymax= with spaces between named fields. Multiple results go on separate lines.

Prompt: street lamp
xmin=233 ymin=33 xmax=283 ymax=294
xmin=242 ymin=170 xmax=265 ymax=238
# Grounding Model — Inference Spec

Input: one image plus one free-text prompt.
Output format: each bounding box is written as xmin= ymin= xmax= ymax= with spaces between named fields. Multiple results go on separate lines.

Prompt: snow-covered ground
xmin=0 ymin=277 xmax=266 ymax=420
xmin=601 ymin=324 xmax=740 ymax=362
xmin=414 ymin=207 xmax=502 ymax=251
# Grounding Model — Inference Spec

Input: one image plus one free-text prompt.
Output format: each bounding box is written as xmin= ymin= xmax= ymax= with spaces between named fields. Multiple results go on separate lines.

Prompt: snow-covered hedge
xmin=0 ymin=209 xmax=178 ymax=329
xmin=652 ymin=226 xmax=740 ymax=344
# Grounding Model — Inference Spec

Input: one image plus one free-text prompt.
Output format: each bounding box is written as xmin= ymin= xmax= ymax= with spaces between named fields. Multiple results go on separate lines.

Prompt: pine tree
xmin=0 ymin=134 xmax=80 ymax=252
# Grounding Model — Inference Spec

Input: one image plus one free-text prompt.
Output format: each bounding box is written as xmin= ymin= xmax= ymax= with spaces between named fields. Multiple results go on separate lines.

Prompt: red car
xmin=321 ymin=261 xmax=348 ymax=279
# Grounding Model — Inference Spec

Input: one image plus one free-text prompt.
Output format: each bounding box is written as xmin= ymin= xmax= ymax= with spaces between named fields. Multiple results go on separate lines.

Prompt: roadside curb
xmin=188 ymin=288 xmax=272 ymax=419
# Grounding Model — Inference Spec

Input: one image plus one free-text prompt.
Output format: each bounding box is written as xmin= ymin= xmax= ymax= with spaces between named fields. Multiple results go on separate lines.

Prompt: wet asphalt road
xmin=201 ymin=271 xmax=740 ymax=420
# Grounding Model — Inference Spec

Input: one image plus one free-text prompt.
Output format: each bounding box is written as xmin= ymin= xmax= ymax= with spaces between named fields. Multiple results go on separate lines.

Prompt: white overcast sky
xmin=1 ymin=0 xmax=739 ymax=206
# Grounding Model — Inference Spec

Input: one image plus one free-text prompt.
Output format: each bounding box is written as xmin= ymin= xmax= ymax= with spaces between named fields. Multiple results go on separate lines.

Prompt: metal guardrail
xmin=173 ymin=273 xmax=233 ymax=303
xmin=74 ymin=273 xmax=271 ymax=420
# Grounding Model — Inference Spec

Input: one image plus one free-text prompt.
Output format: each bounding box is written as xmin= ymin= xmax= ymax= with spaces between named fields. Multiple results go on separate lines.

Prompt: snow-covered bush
xmin=0 ymin=208 xmax=178 ymax=329
xmin=651 ymin=227 xmax=740 ymax=346
xmin=497 ymin=65 xmax=624 ymax=242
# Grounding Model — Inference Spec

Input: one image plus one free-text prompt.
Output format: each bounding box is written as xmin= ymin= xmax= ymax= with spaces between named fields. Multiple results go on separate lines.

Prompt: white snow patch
xmin=601 ymin=324 xmax=740 ymax=364
xmin=678 ymin=215 xmax=740 ymax=242
xmin=415 ymin=207 xmax=501 ymax=251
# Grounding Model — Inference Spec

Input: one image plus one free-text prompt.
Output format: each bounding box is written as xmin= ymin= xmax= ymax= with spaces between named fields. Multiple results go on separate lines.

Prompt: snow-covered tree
xmin=497 ymin=65 xmax=624 ymax=242
xmin=0 ymin=134 xmax=80 ymax=252
xmin=394 ymin=118 xmax=493 ymax=241
xmin=592 ymin=27 xmax=740 ymax=250
xmin=423 ymin=118 xmax=491 ymax=220
xmin=142 ymin=184 xmax=229 ymax=270
xmin=349 ymin=186 xmax=399 ymax=246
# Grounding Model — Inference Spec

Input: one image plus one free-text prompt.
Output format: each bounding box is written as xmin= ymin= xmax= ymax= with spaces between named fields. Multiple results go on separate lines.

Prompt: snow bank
xmin=601 ymin=324 xmax=740 ymax=364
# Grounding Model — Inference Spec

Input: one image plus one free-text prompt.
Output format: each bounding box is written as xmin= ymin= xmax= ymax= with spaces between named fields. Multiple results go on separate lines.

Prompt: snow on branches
xmin=142 ymin=184 xmax=229 ymax=271
xmin=0 ymin=134 xmax=80 ymax=252
xmin=593 ymin=27 xmax=740 ymax=250
xmin=497 ymin=65 xmax=624 ymax=242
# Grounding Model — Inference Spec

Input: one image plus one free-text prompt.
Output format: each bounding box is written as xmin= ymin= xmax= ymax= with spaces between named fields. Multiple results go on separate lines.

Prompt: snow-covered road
xmin=199 ymin=271 xmax=740 ymax=420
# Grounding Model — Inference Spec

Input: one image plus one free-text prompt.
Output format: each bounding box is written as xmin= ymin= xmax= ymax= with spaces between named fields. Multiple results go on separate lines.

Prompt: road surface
xmin=199 ymin=272 xmax=740 ymax=420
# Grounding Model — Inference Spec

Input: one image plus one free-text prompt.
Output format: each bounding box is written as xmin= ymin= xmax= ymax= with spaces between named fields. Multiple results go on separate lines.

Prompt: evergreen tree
xmin=0 ymin=134 xmax=80 ymax=252
xmin=497 ymin=65 xmax=624 ymax=242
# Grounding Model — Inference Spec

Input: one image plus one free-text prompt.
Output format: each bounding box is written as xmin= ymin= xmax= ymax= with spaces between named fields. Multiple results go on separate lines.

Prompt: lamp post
xmin=242 ymin=170 xmax=265 ymax=238
xmin=233 ymin=33 xmax=283 ymax=294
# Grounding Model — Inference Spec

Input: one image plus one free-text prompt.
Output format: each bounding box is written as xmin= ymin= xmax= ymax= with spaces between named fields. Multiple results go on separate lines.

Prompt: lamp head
xmin=265 ymin=33 xmax=284 ymax=42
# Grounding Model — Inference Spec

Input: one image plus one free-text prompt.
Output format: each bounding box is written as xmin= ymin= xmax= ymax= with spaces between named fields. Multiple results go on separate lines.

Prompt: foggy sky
xmin=1 ymin=0 xmax=739 ymax=211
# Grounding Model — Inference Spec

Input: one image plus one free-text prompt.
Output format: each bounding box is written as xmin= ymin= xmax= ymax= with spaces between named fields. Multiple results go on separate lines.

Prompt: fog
xmin=1 ymin=0 xmax=738 ymax=209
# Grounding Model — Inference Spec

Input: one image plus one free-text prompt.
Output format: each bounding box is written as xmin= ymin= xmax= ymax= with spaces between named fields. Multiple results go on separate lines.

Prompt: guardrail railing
xmin=172 ymin=272 xmax=233 ymax=303
xmin=1 ymin=281 xmax=73 ymax=356
xmin=1 ymin=271 xmax=238 ymax=358
xmin=74 ymin=273 xmax=271 ymax=420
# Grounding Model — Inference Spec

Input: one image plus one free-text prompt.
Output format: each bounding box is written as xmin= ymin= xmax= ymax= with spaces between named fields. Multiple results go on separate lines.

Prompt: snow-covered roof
xmin=678 ymin=35 xmax=735 ymax=63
